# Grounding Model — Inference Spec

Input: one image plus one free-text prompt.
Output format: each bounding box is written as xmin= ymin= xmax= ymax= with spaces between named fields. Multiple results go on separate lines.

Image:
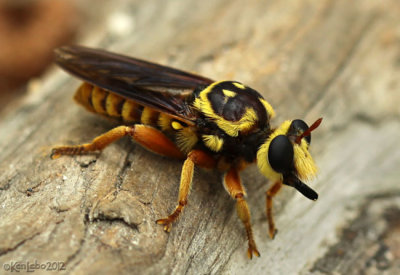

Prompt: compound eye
xmin=291 ymin=119 xmax=311 ymax=144
xmin=268 ymin=135 xmax=294 ymax=173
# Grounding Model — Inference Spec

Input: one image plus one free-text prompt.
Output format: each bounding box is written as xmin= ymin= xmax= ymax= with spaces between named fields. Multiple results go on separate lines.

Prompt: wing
xmin=55 ymin=45 xmax=214 ymax=122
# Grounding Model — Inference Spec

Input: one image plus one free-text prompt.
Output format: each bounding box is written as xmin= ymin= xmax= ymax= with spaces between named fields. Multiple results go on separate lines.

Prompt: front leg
xmin=224 ymin=167 xmax=260 ymax=259
xmin=266 ymin=181 xmax=282 ymax=239
xmin=156 ymin=150 xmax=216 ymax=231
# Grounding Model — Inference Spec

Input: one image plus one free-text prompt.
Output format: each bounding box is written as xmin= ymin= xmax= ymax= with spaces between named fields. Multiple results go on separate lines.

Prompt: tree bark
xmin=1 ymin=0 xmax=400 ymax=274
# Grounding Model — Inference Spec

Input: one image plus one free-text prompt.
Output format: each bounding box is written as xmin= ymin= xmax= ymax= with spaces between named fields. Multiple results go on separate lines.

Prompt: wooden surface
xmin=1 ymin=0 xmax=400 ymax=274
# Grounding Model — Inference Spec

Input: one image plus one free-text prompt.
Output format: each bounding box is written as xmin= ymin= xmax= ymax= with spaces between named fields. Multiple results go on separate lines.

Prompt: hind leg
xmin=51 ymin=124 xmax=185 ymax=159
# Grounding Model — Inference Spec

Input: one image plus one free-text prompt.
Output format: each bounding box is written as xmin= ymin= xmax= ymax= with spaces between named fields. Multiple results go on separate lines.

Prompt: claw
xmin=50 ymin=149 xmax=61 ymax=159
xmin=269 ymin=227 xmax=278 ymax=240
xmin=247 ymin=243 xmax=260 ymax=259
xmin=156 ymin=218 xmax=172 ymax=232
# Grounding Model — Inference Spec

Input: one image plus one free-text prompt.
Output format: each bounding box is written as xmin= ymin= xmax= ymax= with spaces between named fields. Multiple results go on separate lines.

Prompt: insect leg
xmin=266 ymin=181 xmax=282 ymax=239
xmin=51 ymin=126 xmax=134 ymax=158
xmin=128 ymin=124 xmax=185 ymax=159
xmin=156 ymin=150 xmax=216 ymax=232
xmin=224 ymin=167 xmax=260 ymax=259
xmin=51 ymin=124 xmax=185 ymax=159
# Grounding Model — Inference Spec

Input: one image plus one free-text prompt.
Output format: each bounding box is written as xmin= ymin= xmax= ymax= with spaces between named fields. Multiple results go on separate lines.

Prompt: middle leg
xmin=156 ymin=150 xmax=216 ymax=232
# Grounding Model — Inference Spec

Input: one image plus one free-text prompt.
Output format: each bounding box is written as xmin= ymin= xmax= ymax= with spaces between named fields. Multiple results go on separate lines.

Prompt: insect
xmin=51 ymin=45 xmax=322 ymax=259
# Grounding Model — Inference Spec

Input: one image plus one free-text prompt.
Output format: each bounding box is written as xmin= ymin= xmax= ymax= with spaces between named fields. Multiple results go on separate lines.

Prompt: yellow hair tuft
xmin=202 ymin=135 xmax=224 ymax=152
xmin=293 ymin=140 xmax=318 ymax=181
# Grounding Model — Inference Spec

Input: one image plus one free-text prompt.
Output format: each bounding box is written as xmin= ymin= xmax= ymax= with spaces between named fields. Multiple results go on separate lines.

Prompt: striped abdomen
xmin=74 ymin=82 xmax=172 ymax=129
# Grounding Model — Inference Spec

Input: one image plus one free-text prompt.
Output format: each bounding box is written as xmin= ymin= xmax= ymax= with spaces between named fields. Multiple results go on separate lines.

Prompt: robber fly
xmin=51 ymin=45 xmax=322 ymax=258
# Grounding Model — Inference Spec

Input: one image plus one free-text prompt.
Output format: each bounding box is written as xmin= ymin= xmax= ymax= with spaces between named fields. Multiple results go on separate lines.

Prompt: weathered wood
xmin=1 ymin=0 xmax=400 ymax=274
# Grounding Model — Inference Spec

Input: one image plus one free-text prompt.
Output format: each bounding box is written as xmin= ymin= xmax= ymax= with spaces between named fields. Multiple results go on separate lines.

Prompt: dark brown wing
xmin=55 ymin=45 xmax=214 ymax=121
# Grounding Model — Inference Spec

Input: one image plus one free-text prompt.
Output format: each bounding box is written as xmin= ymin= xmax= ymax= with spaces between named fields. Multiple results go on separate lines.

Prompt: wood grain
xmin=1 ymin=0 xmax=399 ymax=274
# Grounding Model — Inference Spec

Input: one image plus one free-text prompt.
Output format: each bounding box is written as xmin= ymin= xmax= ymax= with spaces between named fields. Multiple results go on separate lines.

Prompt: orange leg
xmin=266 ymin=181 xmax=282 ymax=239
xmin=51 ymin=124 xmax=185 ymax=159
xmin=224 ymin=167 xmax=260 ymax=259
xmin=156 ymin=150 xmax=216 ymax=231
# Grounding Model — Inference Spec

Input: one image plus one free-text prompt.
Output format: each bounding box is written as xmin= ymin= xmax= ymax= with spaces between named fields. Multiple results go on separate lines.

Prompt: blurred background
xmin=0 ymin=0 xmax=76 ymax=106
xmin=0 ymin=0 xmax=135 ymax=113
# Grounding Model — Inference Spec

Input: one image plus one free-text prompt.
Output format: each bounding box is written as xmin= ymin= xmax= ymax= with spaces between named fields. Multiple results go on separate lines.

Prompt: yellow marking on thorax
xmin=202 ymin=135 xmax=224 ymax=152
xmin=193 ymin=81 xmax=260 ymax=137
xmin=171 ymin=121 xmax=183 ymax=130
xmin=222 ymin=89 xmax=236 ymax=98
xmin=105 ymin=93 xmax=124 ymax=117
xmin=260 ymin=98 xmax=275 ymax=119
xmin=217 ymin=108 xmax=258 ymax=136
xmin=233 ymin=82 xmax=245 ymax=89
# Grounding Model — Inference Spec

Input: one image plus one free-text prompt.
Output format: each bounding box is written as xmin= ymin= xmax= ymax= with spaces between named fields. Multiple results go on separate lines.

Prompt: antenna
xmin=295 ymin=118 xmax=323 ymax=144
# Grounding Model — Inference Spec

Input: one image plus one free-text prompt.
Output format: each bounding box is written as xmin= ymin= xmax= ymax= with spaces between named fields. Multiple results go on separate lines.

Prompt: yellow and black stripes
xmin=75 ymin=83 xmax=162 ymax=126
xmin=75 ymin=83 xmax=161 ymax=126
xmin=121 ymin=100 xmax=142 ymax=123
xmin=74 ymin=83 xmax=199 ymax=153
